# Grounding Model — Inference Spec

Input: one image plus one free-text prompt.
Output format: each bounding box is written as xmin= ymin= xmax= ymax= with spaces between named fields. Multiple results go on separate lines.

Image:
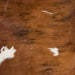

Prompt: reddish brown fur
xmin=0 ymin=0 xmax=75 ymax=75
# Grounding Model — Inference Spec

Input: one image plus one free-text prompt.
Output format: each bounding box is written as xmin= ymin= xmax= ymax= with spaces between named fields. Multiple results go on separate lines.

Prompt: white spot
xmin=42 ymin=10 xmax=56 ymax=15
xmin=48 ymin=47 xmax=59 ymax=56
xmin=0 ymin=46 xmax=16 ymax=64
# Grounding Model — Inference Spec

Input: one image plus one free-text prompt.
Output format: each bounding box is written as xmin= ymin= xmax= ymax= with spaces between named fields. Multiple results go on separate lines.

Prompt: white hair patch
xmin=48 ymin=47 xmax=59 ymax=56
xmin=0 ymin=46 xmax=16 ymax=64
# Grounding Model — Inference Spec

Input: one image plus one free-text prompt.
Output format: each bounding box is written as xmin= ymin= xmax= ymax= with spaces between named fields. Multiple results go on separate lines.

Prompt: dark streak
xmin=53 ymin=10 xmax=74 ymax=22
xmin=14 ymin=29 xmax=30 ymax=37
xmin=35 ymin=30 xmax=44 ymax=35
xmin=53 ymin=32 xmax=64 ymax=38
xmin=4 ymin=14 xmax=13 ymax=18
xmin=19 ymin=12 xmax=30 ymax=16
xmin=55 ymin=14 xmax=72 ymax=22
xmin=64 ymin=42 xmax=73 ymax=47
xmin=42 ymin=63 xmax=48 ymax=66
xmin=26 ymin=39 xmax=35 ymax=44
xmin=11 ymin=25 xmax=32 ymax=37
xmin=39 ymin=68 xmax=53 ymax=72
xmin=58 ymin=41 xmax=73 ymax=48
xmin=0 ymin=11 xmax=5 ymax=16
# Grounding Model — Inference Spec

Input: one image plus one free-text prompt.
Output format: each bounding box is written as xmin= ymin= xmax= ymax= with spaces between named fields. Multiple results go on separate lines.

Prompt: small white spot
xmin=0 ymin=46 xmax=16 ymax=64
xmin=48 ymin=47 xmax=59 ymax=56
xmin=42 ymin=10 xmax=56 ymax=15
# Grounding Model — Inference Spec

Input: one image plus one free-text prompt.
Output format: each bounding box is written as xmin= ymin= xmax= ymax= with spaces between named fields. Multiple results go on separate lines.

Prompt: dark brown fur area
xmin=0 ymin=0 xmax=75 ymax=75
